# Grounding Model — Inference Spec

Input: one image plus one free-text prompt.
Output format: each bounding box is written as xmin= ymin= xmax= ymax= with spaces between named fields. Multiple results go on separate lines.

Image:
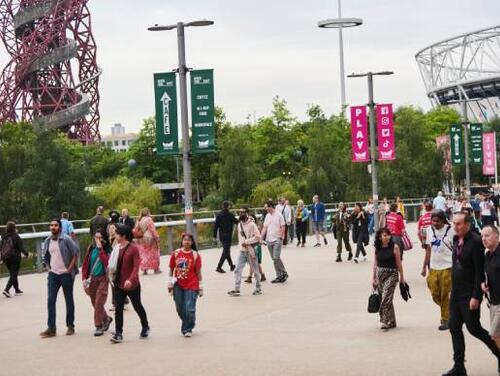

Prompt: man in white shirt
xmin=480 ymin=194 xmax=495 ymax=226
xmin=261 ymin=200 xmax=287 ymax=283
xmin=276 ymin=197 xmax=292 ymax=246
xmin=421 ymin=209 xmax=454 ymax=331
xmin=433 ymin=191 xmax=447 ymax=211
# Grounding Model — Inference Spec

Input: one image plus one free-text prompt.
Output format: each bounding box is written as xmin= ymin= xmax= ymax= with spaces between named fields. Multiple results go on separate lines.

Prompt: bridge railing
xmin=0 ymin=199 xmax=426 ymax=277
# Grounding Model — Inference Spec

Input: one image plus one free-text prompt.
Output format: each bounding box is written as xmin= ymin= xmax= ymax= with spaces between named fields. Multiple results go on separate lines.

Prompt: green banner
xmin=154 ymin=72 xmax=179 ymax=155
xmin=190 ymin=69 xmax=215 ymax=154
xmin=470 ymin=123 xmax=483 ymax=165
xmin=450 ymin=124 xmax=464 ymax=165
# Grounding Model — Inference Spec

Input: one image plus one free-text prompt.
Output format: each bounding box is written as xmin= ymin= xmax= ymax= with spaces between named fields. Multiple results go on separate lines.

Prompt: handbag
xmin=399 ymin=282 xmax=412 ymax=301
xmin=401 ymin=230 xmax=413 ymax=251
xmin=367 ymin=289 xmax=381 ymax=313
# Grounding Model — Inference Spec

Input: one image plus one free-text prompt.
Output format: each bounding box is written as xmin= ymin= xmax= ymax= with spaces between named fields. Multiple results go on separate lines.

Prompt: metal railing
xmin=0 ymin=200 xmax=426 ymax=277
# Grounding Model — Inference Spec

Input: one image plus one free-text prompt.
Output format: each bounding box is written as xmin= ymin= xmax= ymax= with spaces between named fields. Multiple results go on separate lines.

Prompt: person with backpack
xmin=2 ymin=221 xmax=28 ymax=298
xmin=421 ymin=209 xmax=454 ymax=331
xmin=82 ymin=230 xmax=113 ymax=336
xmin=40 ymin=219 xmax=80 ymax=338
xmin=168 ymin=232 xmax=203 ymax=337
xmin=228 ymin=206 xmax=262 ymax=297
xmin=110 ymin=224 xmax=150 ymax=343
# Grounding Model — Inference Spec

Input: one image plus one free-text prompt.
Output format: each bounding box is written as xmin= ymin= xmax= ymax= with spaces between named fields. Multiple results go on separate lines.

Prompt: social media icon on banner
xmin=382 ymin=129 xmax=390 ymax=137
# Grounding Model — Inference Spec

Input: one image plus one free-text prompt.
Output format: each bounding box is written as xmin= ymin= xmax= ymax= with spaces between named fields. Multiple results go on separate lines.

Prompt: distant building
xmin=101 ymin=123 xmax=138 ymax=152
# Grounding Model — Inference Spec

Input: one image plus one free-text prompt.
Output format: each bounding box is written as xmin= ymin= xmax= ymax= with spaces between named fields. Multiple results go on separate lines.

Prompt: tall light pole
xmin=348 ymin=71 xmax=394 ymax=231
xmin=318 ymin=0 xmax=362 ymax=113
xmin=148 ymin=20 xmax=214 ymax=235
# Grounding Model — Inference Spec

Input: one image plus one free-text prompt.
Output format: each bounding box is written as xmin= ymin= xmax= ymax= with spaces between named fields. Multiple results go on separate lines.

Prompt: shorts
xmin=312 ymin=221 xmax=324 ymax=232
xmin=490 ymin=304 xmax=500 ymax=337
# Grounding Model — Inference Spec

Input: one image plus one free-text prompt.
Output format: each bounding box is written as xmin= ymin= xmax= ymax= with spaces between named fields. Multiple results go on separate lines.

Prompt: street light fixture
xmin=347 ymin=70 xmax=394 ymax=231
xmin=318 ymin=0 xmax=363 ymax=113
xmin=148 ymin=19 xmax=214 ymax=235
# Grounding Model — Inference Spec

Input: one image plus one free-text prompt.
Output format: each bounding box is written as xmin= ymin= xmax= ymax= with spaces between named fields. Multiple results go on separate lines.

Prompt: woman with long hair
xmin=81 ymin=230 xmax=113 ymax=336
xmin=134 ymin=208 xmax=161 ymax=275
xmin=372 ymin=227 xmax=406 ymax=330
xmin=2 ymin=221 xmax=28 ymax=297
xmin=351 ymin=203 xmax=369 ymax=263
xmin=168 ymin=233 xmax=203 ymax=337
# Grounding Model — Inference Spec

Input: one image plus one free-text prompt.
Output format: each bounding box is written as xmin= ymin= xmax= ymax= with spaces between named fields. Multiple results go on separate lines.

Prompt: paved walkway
xmin=0 ymin=223 xmax=498 ymax=376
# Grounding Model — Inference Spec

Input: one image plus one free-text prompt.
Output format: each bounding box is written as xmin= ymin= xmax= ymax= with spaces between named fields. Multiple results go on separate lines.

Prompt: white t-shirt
xmin=425 ymin=224 xmax=454 ymax=270
xmin=263 ymin=210 xmax=285 ymax=243
xmin=366 ymin=203 xmax=374 ymax=215
xmin=480 ymin=200 xmax=494 ymax=216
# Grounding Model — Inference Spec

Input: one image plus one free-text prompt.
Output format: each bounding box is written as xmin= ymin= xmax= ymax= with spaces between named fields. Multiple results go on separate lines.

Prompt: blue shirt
xmin=311 ymin=202 xmax=325 ymax=222
xmin=433 ymin=196 xmax=446 ymax=211
xmin=61 ymin=218 xmax=74 ymax=236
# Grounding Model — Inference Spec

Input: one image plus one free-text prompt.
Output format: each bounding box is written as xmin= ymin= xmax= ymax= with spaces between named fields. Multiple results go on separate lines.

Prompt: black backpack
xmin=0 ymin=236 xmax=16 ymax=261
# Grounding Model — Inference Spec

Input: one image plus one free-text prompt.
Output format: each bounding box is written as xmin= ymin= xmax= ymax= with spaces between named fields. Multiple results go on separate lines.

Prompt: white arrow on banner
xmin=453 ymin=134 xmax=460 ymax=156
xmin=161 ymin=92 xmax=171 ymax=136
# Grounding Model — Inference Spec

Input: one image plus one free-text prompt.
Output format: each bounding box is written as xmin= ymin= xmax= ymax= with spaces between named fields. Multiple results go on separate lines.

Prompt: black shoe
xmin=347 ymin=252 xmax=353 ymax=261
xmin=271 ymin=278 xmax=281 ymax=283
xmin=14 ymin=289 xmax=23 ymax=296
xmin=230 ymin=265 xmax=236 ymax=272
xmin=260 ymin=274 xmax=266 ymax=282
xmin=140 ymin=327 xmax=150 ymax=338
xmin=216 ymin=268 xmax=226 ymax=274
xmin=244 ymin=277 xmax=252 ymax=283
xmin=442 ymin=365 xmax=467 ymax=376
xmin=438 ymin=320 xmax=449 ymax=331
xmin=102 ymin=316 xmax=113 ymax=332
xmin=279 ymin=274 xmax=288 ymax=283
xmin=313 ymin=243 xmax=321 ymax=247
xmin=323 ymin=238 xmax=328 ymax=245
xmin=336 ymin=255 xmax=342 ymax=262
xmin=110 ymin=332 xmax=123 ymax=343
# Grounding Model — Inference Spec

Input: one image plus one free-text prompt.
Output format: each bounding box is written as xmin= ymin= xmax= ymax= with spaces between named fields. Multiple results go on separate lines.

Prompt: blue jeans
xmin=173 ymin=284 xmax=198 ymax=334
xmin=47 ymin=272 xmax=75 ymax=330
xmin=368 ymin=213 xmax=375 ymax=235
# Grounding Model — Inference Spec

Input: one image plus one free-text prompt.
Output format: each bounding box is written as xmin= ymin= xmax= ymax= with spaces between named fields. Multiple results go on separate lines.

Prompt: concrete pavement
xmin=0 ymin=223 xmax=498 ymax=376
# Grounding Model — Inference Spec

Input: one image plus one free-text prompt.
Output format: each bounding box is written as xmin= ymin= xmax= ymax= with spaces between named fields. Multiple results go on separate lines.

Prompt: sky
xmin=1 ymin=0 xmax=500 ymax=134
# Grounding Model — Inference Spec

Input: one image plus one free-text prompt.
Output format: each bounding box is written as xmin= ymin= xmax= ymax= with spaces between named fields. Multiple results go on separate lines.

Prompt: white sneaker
xmin=2 ymin=290 xmax=11 ymax=298
xmin=184 ymin=332 xmax=192 ymax=338
xmin=353 ymin=257 xmax=359 ymax=264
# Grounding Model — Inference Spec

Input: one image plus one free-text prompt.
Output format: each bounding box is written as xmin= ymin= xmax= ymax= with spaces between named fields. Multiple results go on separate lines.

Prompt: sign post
xmin=191 ymin=69 xmax=215 ymax=154
xmin=153 ymin=72 xmax=179 ymax=155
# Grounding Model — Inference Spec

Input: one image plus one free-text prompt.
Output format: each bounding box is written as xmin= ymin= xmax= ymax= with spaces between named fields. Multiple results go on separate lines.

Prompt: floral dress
xmin=135 ymin=216 xmax=161 ymax=271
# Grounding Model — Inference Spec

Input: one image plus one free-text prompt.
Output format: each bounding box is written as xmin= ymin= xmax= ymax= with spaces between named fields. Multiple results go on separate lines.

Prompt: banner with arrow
xmin=450 ymin=124 xmax=464 ymax=165
xmin=154 ymin=72 xmax=179 ymax=156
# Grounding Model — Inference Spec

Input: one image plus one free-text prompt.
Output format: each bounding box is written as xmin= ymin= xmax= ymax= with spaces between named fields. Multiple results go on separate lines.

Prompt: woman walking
xmin=2 ymin=221 xmax=28 ymax=297
xmin=385 ymin=203 xmax=406 ymax=258
xmin=351 ymin=203 xmax=369 ymax=263
xmin=168 ymin=233 xmax=203 ymax=337
xmin=372 ymin=227 xmax=405 ymax=330
xmin=134 ymin=208 xmax=161 ymax=275
xmin=82 ymin=230 xmax=113 ymax=336
xmin=110 ymin=224 xmax=150 ymax=343
xmin=295 ymin=200 xmax=309 ymax=247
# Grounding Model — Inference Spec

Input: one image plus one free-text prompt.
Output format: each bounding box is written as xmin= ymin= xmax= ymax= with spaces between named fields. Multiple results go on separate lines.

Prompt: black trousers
xmin=4 ymin=257 xmax=20 ymax=292
xmin=355 ymin=240 xmax=366 ymax=258
xmin=114 ymin=285 xmax=149 ymax=334
xmin=449 ymin=297 xmax=499 ymax=365
xmin=217 ymin=240 xmax=234 ymax=269
xmin=296 ymin=220 xmax=307 ymax=244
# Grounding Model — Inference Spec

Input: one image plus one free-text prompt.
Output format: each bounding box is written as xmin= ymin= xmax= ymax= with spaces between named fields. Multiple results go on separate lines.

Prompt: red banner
xmin=350 ymin=106 xmax=369 ymax=162
xmin=483 ymin=132 xmax=496 ymax=176
xmin=376 ymin=104 xmax=395 ymax=161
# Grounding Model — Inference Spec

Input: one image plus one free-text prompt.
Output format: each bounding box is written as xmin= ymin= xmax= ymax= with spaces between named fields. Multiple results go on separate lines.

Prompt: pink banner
xmin=483 ymin=132 xmax=496 ymax=176
xmin=436 ymin=135 xmax=451 ymax=173
xmin=376 ymin=104 xmax=395 ymax=161
xmin=350 ymin=106 xmax=370 ymax=162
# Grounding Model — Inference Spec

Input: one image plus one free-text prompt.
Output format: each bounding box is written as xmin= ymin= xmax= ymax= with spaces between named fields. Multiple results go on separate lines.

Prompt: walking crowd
xmin=2 ymin=189 xmax=500 ymax=375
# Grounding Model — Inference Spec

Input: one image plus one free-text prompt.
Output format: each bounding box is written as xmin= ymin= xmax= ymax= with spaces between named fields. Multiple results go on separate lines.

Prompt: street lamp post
xmin=148 ymin=20 xmax=214 ymax=235
xmin=347 ymin=71 xmax=394 ymax=231
xmin=318 ymin=0 xmax=362 ymax=113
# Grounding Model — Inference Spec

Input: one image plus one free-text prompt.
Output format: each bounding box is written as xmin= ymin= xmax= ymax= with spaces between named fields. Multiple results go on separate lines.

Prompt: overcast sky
xmin=1 ymin=0 xmax=499 ymax=134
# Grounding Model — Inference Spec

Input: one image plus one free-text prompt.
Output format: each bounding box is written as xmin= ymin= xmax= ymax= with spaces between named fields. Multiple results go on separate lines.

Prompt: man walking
xmin=228 ymin=206 xmax=262 ymax=296
xmin=421 ymin=209 xmax=454 ymax=331
xmin=89 ymin=206 xmax=109 ymax=238
xmin=433 ymin=191 xmax=447 ymax=211
xmin=60 ymin=212 xmax=76 ymax=241
xmin=40 ymin=219 xmax=80 ymax=338
xmin=276 ymin=198 xmax=292 ymax=246
xmin=261 ymin=200 xmax=288 ymax=283
xmin=442 ymin=212 xmax=500 ymax=376
xmin=333 ymin=202 xmax=352 ymax=262
xmin=310 ymin=195 xmax=328 ymax=247
xmin=214 ymin=201 xmax=238 ymax=273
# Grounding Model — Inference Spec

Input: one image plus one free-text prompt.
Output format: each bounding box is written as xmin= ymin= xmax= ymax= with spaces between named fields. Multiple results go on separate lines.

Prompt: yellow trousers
xmin=426 ymin=268 xmax=452 ymax=322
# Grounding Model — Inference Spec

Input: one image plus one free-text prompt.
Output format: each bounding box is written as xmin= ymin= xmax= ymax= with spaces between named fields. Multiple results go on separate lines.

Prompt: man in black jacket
xmin=443 ymin=212 xmax=500 ymax=376
xmin=214 ymin=201 xmax=238 ymax=273
xmin=119 ymin=208 xmax=135 ymax=230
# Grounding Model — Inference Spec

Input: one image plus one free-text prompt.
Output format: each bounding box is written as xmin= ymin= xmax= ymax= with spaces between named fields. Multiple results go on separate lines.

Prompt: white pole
xmin=338 ymin=0 xmax=346 ymax=111
xmin=495 ymin=131 xmax=498 ymax=185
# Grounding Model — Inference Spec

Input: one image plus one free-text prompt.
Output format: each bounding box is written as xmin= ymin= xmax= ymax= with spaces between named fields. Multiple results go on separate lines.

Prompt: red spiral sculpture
xmin=0 ymin=0 xmax=101 ymax=143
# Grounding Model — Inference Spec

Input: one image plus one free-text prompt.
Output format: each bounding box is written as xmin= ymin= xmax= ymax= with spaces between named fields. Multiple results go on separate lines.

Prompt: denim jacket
xmin=42 ymin=234 xmax=80 ymax=278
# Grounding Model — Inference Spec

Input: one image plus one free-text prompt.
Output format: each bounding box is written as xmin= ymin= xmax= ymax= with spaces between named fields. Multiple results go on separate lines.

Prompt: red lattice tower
xmin=0 ymin=0 xmax=101 ymax=143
